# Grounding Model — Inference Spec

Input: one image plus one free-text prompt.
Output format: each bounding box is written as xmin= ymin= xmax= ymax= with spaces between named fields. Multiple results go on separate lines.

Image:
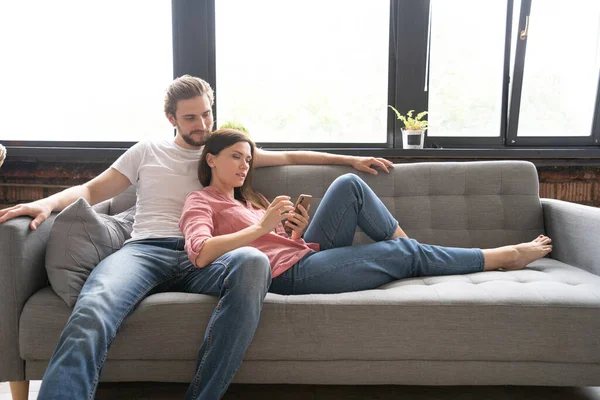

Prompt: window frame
xmin=415 ymin=0 xmax=512 ymax=148
xmin=2 ymin=0 xmax=600 ymax=164
xmin=211 ymin=0 xmax=395 ymax=149
xmin=506 ymin=0 xmax=600 ymax=147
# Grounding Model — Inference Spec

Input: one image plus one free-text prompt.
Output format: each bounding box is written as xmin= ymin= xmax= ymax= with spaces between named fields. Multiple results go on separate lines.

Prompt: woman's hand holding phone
xmin=258 ymin=196 xmax=294 ymax=234
xmin=285 ymin=194 xmax=312 ymax=240
xmin=286 ymin=204 xmax=311 ymax=240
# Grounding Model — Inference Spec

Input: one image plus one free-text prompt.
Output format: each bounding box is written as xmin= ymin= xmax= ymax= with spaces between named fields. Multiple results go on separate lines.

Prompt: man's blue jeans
xmin=38 ymin=240 xmax=271 ymax=400
xmin=270 ymin=173 xmax=484 ymax=294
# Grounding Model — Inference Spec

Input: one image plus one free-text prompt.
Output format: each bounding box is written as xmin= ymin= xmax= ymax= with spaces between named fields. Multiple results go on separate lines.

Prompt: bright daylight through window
xmin=517 ymin=0 xmax=600 ymax=137
xmin=0 ymin=1 xmax=173 ymax=142
xmin=215 ymin=0 xmax=390 ymax=143
xmin=428 ymin=0 xmax=507 ymax=138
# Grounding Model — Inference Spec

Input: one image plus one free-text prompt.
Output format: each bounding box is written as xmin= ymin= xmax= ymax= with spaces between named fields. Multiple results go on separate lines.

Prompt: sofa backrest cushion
xmin=46 ymin=160 xmax=542 ymax=307
xmin=105 ymin=160 xmax=543 ymax=248
xmin=252 ymin=160 xmax=544 ymax=249
xmin=45 ymin=197 xmax=135 ymax=306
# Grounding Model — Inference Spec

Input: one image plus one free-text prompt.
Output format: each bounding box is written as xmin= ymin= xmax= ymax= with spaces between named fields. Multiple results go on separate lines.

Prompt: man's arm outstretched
xmin=253 ymin=148 xmax=394 ymax=175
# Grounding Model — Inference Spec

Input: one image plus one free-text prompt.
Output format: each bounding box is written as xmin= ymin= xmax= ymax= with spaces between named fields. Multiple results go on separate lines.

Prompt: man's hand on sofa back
xmin=0 ymin=167 xmax=131 ymax=230
xmin=0 ymin=200 xmax=54 ymax=231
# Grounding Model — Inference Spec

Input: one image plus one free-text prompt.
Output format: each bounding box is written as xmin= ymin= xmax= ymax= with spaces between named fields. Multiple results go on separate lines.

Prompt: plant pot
xmin=402 ymin=129 xmax=425 ymax=149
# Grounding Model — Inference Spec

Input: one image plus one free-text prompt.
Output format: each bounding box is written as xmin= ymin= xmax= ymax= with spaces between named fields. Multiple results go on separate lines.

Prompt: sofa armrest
xmin=0 ymin=214 xmax=56 ymax=382
xmin=541 ymin=198 xmax=600 ymax=276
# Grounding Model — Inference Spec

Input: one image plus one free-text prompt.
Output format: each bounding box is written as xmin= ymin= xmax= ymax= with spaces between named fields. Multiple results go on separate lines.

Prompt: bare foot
xmin=482 ymin=235 xmax=552 ymax=271
xmin=503 ymin=235 xmax=553 ymax=270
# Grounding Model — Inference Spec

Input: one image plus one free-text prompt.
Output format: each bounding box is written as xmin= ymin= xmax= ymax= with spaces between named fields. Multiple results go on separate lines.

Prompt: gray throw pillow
xmin=45 ymin=197 xmax=135 ymax=307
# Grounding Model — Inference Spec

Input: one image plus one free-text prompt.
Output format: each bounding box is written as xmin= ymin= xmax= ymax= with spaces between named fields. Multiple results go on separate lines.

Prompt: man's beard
xmin=180 ymin=130 xmax=209 ymax=147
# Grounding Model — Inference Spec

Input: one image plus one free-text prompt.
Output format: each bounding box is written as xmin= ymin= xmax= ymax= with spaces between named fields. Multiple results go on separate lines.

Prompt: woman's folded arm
xmin=179 ymin=192 xmax=269 ymax=268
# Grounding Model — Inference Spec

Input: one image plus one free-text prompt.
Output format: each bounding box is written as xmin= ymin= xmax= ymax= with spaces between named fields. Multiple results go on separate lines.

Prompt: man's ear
xmin=166 ymin=113 xmax=177 ymax=126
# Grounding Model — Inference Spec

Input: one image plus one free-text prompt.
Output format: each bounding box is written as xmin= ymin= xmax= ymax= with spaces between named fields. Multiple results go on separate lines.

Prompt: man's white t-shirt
xmin=112 ymin=140 xmax=203 ymax=241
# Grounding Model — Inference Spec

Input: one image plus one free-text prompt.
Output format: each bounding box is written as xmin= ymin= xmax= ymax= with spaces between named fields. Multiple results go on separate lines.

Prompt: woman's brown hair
xmin=198 ymin=129 xmax=269 ymax=209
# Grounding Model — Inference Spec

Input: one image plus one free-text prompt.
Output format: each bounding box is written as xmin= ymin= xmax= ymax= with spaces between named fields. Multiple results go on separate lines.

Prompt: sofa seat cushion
xmin=20 ymin=258 xmax=600 ymax=364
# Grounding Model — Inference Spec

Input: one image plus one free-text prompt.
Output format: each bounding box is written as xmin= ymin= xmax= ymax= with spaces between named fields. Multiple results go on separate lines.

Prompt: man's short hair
xmin=164 ymin=75 xmax=215 ymax=116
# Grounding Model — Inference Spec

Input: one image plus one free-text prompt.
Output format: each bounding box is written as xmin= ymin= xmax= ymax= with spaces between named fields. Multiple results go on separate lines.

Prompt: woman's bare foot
xmin=482 ymin=235 xmax=552 ymax=271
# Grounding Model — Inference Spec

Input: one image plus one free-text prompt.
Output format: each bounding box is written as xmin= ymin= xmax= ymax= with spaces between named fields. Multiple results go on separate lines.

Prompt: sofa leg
xmin=9 ymin=380 xmax=29 ymax=400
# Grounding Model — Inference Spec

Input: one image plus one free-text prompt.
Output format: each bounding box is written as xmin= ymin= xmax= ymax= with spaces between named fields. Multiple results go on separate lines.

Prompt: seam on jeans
xmin=192 ymin=274 xmax=228 ymax=398
xmin=87 ymin=274 xmax=175 ymax=400
xmin=419 ymin=248 xmax=484 ymax=273
xmin=332 ymin=194 xmax=389 ymax=245
xmin=384 ymin=221 xmax=400 ymax=240
xmin=421 ymin=259 xmax=480 ymax=272
xmin=176 ymin=249 xmax=196 ymax=275
xmin=277 ymin=255 xmax=401 ymax=282
xmin=355 ymin=181 xmax=390 ymax=241
xmin=220 ymin=264 xmax=271 ymax=392
xmin=221 ymin=327 xmax=240 ymax=393
xmin=320 ymin=197 xmax=356 ymax=249
xmin=359 ymin=206 xmax=389 ymax=240
xmin=477 ymin=249 xmax=485 ymax=272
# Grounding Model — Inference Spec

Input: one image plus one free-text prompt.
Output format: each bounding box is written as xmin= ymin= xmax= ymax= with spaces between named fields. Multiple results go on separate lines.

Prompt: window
xmin=428 ymin=0 xmax=508 ymax=138
xmin=215 ymin=0 xmax=390 ymax=144
xmin=0 ymin=1 xmax=173 ymax=144
xmin=2 ymin=0 xmax=599 ymax=158
xmin=508 ymin=0 xmax=600 ymax=145
xmin=514 ymin=0 xmax=600 ymax=138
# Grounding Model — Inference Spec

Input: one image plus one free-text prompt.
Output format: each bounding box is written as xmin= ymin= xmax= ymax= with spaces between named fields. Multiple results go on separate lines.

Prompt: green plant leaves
xmin=388 ymin=106 xmax=428 ymax=130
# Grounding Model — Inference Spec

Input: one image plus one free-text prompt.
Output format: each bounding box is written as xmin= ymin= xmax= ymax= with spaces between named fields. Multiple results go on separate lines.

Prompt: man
xmin=0 ymin=75 xmax=393 ymax=400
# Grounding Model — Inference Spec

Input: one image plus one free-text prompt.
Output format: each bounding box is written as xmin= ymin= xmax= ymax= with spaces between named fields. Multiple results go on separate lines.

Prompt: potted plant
xmin=388 ymin=106 xmax=428 ymax=149
xmin=219 ymin=121 xmax=250 ymax=135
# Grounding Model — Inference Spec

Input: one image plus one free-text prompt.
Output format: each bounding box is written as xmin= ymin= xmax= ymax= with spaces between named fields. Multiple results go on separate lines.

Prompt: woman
xmin=179 ymin=129 xmax=552 ymax=295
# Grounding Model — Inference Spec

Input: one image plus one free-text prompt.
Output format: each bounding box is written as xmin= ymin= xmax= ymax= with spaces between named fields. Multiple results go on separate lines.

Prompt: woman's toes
xmin=533 ymin=235 xmax=551 ymax=245
xmin=534 ymin=235 xmax=545 ymax=243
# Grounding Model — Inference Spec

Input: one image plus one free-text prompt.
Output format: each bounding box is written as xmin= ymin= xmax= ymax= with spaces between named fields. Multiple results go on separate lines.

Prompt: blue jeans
xmin=38 ymin=240 xmax=271 ymax=400
xmin=270 ymin=174 xmax=484 ymax=294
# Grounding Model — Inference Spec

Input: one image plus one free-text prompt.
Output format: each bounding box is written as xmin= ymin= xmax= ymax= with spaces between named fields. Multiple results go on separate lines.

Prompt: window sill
xmin=5 ymin=145 xmax=600 ymax=166
xmin=272 ymin=147 xmax=600 ymax=166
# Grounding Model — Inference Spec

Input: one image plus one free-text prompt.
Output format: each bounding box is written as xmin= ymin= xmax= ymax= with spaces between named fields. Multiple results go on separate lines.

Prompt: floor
xmin=1 ymin=382 xmax=600 ymax=400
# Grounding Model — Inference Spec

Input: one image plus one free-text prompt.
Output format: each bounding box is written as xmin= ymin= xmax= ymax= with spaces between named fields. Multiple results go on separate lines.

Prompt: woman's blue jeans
xmin=38 ymin=240 xmax=271 ymax=400
xmin=270 ymin=173 xmax=484 ymax=294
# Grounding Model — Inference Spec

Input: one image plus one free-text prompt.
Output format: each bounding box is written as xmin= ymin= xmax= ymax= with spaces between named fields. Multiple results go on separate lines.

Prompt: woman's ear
xmin=206 ymin=153 xmax=215 ymax=168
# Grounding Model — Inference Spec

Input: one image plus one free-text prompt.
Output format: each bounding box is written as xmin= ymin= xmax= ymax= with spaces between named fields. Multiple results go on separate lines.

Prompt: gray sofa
xmin=2 ymin=160 xmax=600 ymax=388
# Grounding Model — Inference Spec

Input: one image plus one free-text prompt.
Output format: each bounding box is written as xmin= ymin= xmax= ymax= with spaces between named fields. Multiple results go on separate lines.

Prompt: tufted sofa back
xmin=252 ymin=160 xmax=544 ymax=249
xmin=105 ymin=160 xmax=544 ymax=249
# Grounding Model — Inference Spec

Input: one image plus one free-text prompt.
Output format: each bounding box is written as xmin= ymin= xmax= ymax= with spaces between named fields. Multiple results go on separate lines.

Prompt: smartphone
xmin=293 ymin=194 xmax=312 ymax=214
xmin=284 ymin=194 xmax=312 ymax=234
